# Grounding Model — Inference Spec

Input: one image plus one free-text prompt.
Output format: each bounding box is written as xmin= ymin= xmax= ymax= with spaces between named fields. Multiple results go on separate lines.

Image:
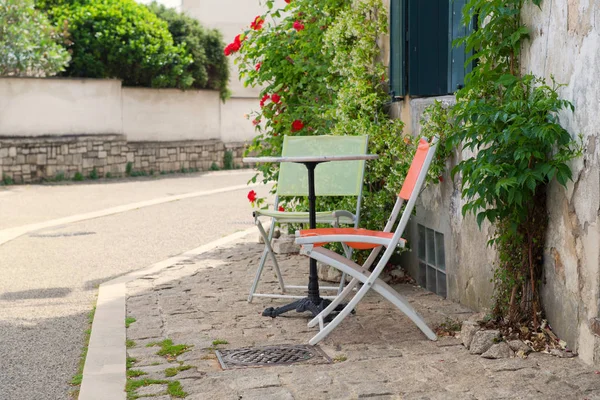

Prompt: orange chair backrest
xmin=398 ymin=138 xmax=430 ymax=200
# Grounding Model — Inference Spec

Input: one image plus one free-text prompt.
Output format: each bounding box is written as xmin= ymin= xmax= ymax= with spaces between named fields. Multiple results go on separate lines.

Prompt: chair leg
xmin=308 ymin=278 xmax=373 ymax=345
xmin=307 ymin=277 xmax=360 ymax=328
xmin=372 ymin=280 xmax=437 ymax=341
xmin=248 ymin=220 xmax=285 ymax=303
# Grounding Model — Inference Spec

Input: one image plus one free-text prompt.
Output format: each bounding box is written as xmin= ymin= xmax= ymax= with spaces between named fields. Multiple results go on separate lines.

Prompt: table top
xmin=243 ymin=154 xmax=379 ymax=163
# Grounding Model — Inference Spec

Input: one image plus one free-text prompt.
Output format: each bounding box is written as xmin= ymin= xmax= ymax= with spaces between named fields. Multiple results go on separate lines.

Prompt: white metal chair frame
xmin=248 ymin=136 xmax=369 ymax=303
xmin=295 ymin=137 xmax=439 ymax=345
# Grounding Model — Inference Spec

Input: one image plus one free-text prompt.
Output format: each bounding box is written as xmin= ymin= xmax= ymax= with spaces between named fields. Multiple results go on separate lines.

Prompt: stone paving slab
xmin=126 ymin=234 xmax=600 ymax=399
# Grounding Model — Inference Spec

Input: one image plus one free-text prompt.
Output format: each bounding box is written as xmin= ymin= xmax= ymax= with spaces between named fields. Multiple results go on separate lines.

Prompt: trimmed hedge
xmin=37 ymin=0 xmax=228 ymax=95
xmin=147 ymin=2 xmax=229 ymax=99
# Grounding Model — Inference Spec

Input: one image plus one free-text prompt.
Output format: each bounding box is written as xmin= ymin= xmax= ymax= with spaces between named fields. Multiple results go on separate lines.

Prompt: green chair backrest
xmin=277 ymin=135 xmax=368 ymax=196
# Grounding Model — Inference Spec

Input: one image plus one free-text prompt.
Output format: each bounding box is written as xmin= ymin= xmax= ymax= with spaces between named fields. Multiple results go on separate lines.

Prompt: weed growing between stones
xmin=126 ymin=339 xmax=136 ymax=348
xmin=147 ymin=339 xmax=192 ymax=360
xmin=69 ymin=305 xmax=96 ymax=397
xmin=125 ymin=316 xmax=136 ymax=328
xmin=164 ymin=365 xmax=192 ymax=377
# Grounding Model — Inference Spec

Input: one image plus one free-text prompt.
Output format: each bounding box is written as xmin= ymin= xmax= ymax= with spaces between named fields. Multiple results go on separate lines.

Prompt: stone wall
xmin=521 ymin=0 xmax=600 ymax=365
xmin=0 ymin=135 xmax=248 ymax=184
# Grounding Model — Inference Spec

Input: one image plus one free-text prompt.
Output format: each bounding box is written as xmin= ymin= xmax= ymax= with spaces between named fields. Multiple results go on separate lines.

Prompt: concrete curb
xmin=78 ymin=226 xmax=257 ymax=400
xmin=0 ymin=182 xmax=260 ymax=247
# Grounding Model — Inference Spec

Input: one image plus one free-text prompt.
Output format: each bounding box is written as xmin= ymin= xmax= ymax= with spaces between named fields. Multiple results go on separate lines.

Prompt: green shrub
xmin=223 ymin=151 xmax=233 ymax=170
xmin=73 ymin=171 xmax=84 ymax=181
xmin=0 ymin=0 xmax=70 ymax=77
xmin=147 ymin=2 xmax=230 ymax=99
xmin=125 ymin=162 xmax=133 ymax=176
xmin=88 ymin=167 xmax=98 ymax=180
xmin=45 ymin=0 xmax=194 ymax=88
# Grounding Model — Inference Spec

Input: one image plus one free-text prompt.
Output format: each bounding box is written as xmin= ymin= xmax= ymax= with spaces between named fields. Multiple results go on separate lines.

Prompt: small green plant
xmin=149 ymin=169 xmax=154 ymax=176
xmin=54 ymin=171 xmax=66 ymax=182
xmin=126 ymin=339 xmax=136 ymax=348
xmin=125 ymin=378 xmax=168 ymax=400
xmin=167 ymin=381 xmax=187 ymax=398
xmin=126 ymin=162 xmax=133 ymax=176
xmin=125 ymin=317 xmax=136 ymax=328
xmin=72 ymin=171 xmax=84 ymax=181
xmin=126 ymin=357 xmax=137 ymax=369
xmin=127 ymin=369 xmax=147 ymax=378
xmin=209 ymin=162 xmax=220 ymax=171
xmin=333 ymin=354 xmax=347 ymax=363
xmin=2 ymin=174 xmax=14 ymax=185
xmin=211 ymin=339 xmax=228 ymax=346
xmin=104 ymin=172 xmax=112 ymax=179
xmin=223 ymin=151 xmax=234 ymax=170
xmin=164 ymin=365 xmax=191 ymax=377
xmin=88 ymin=167 xmax=99 ymax=180
xmin=147 ymin=339 xmax=191 ymax=358
xmin=434 ymin=318 xmax=462 ymax=337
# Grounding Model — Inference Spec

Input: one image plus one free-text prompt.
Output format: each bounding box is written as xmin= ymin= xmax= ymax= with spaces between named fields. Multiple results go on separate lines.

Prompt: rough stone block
xmin=98 ymin=151 xmax=107 ymax=158
xmin=461 ymin=320 xmax=480 ymax=349
xmin=0 ymin=148 xmax=8 ymax=158
xmin=272 ymin=235 xmax=300 ymax=254
xmin=481 ymin=342 xmax=512 ymax=359
xmin=36 ymin=154 xmax=47 ymax=165
xmin=469 ymin=330 xmax=500 ymax=355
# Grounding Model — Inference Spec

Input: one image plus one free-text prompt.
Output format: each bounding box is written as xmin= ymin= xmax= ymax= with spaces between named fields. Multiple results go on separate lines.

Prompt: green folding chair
xmin=248 ymin=135 xmax=369 ymax=303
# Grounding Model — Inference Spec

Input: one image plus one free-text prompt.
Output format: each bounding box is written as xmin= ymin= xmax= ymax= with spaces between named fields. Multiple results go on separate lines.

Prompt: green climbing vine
xmin=423 ymin=0 xmax=582 ymax=327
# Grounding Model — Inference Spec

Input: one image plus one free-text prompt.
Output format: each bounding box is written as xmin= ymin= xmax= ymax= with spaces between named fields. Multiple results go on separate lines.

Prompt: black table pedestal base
xmin=262 ymin=297 xmax=348 ymax=319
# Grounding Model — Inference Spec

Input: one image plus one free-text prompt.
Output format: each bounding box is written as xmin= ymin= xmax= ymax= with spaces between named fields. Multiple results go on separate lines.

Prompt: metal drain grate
xmin=216 ymin=344 xmax=331 ymax=369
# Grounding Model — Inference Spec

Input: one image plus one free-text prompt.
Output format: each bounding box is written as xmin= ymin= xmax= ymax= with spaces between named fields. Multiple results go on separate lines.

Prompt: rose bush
xmin=229 ymin=0 xmax=446 ymax=245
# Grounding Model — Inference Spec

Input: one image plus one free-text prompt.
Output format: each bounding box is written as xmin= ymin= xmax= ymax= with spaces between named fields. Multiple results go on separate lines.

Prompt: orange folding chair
xmin=295 ymin=137 xmax=439 ymax=345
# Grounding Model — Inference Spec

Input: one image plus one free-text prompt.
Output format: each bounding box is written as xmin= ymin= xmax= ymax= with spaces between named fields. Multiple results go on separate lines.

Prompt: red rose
xmin=291 ymin=120 xmax=304 ymax=132
xmin=285 ymin=0 xmax=290 ymax=3
xmin=278 ymin=206 xmax=285 ymax=212
xmin=252 ymin=118 xmax=261 ymax=126
xmin=251 ymin=16 xmax=264 ymax=31
xmin=255 ymin=62 xmax=262 ymax=71
xmin=247 ymin=190 xmax=257 ymax=203
xmin=293 ymin=21 xmax=305 ymax=31
xmin=259 ymin=93 xmax=270 ymax=107
xmin=271 ymin=93 xmax=281 ymax=104
xmin=223 ymin=34 xmax=243 ymax=56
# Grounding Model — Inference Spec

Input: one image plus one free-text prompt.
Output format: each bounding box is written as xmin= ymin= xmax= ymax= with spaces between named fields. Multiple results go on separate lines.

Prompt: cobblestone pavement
xmin=126 ymin=234 xmax=600 ymax=400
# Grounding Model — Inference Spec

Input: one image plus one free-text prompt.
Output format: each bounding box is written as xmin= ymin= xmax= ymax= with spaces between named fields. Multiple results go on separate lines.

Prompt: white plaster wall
xmin=0 ymin=78 xmax=122 ymax=137
xmin=220 ymin=97 xmax=260 ymax=142
xmin=522 ymin=0 xmax=600 ymax=364
xmin=122 ymin=87 xmax=221 ymax=142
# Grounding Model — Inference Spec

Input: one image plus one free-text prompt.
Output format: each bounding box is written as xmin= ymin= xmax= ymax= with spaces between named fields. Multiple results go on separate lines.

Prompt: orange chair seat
xmin=298 ymin=227 xmax=400 ymax=250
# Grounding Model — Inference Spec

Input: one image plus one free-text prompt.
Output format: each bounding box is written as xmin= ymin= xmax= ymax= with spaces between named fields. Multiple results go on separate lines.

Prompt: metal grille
xmin=216 ymin=345 xmax=330 ymax=369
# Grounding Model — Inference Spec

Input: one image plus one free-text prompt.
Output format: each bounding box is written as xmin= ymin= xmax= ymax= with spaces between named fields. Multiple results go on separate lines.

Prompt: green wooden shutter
xmin=448 ymin=0 xmax=473 ymax=92
xmin=407 ymin=0 xmax=449 ymax=96
xmin=389 ymin=0 xmax=406 ymax=97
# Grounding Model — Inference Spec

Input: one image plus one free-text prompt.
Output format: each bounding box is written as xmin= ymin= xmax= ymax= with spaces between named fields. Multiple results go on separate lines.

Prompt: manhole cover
xmin=30 ymin=231 xmax=96 ymax=238
xmin=216 ymin=344 xmax=331 ymax=369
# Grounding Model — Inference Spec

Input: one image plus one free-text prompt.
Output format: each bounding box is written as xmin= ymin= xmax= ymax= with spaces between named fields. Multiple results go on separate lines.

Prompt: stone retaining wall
xmin=0 ymin=135 xmax=248 ymax=184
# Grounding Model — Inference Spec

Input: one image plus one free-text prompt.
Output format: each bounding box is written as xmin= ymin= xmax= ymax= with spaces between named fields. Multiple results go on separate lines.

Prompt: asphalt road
xmin=0 ymin=170 xmax=271 ymax=400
